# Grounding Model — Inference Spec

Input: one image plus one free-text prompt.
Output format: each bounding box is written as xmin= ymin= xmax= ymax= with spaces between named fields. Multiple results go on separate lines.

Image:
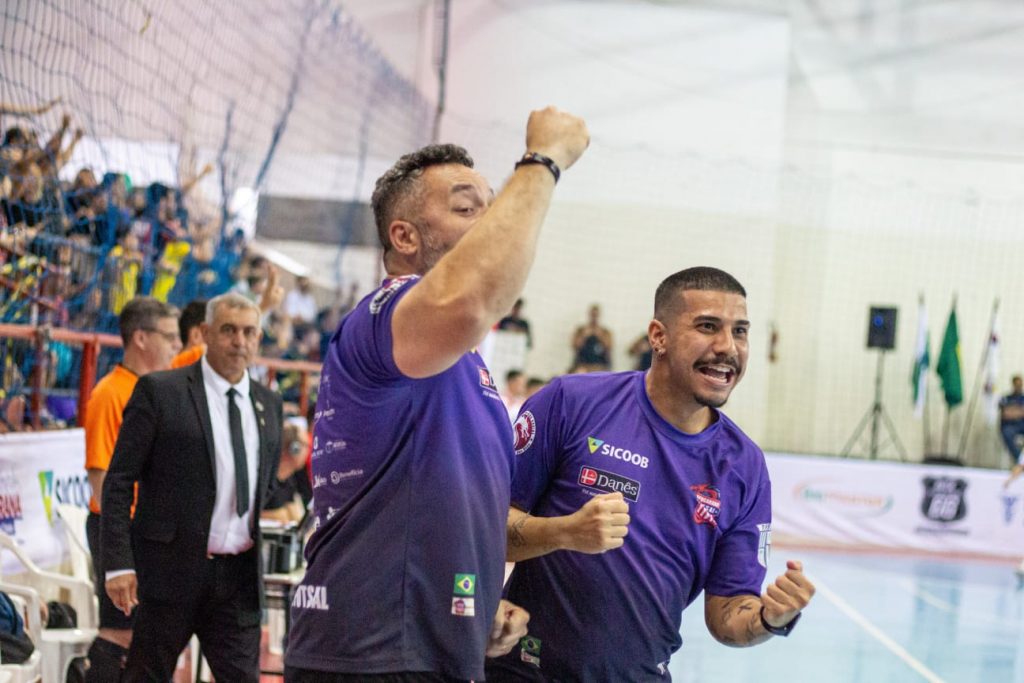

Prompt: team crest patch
xmin=691 ymin=484 xmax=721 ymax=528
xmin=451 ymin=597 xmax=475 ymax=617
xmin=479 ymin=367 xmax=497 ymax=390
xmin=369 ymin=275 xmax=417 ymax=314
xmin=513 ymin=411 xmax=536 ymax=454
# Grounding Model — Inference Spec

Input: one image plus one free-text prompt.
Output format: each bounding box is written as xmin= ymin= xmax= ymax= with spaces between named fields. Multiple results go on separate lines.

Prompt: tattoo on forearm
xmin=509 ymin=514 xmax=529 ymax=547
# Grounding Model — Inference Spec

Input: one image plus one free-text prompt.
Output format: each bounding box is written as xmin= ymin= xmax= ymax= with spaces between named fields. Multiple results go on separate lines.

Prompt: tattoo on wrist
xmin=509 ymin=514 xmax=529 ymax=547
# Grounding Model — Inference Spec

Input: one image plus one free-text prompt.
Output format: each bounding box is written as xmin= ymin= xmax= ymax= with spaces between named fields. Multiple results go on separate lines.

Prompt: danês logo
xmin=578 ymin=466 xmax=640 ymax=502
xmin=587 ymin=436 xmax=649 ymax=469
xmin=691 ymin=484 xmax=721 ymax=528
xmin=513 ymin=411 xmax=536 ymax=455
xmin=478 ymin=367 xmax=497 ymax=391
xmin=292 ymin=585 xmax=330 ymax=611
xmin=369 ymin=275 xmax=417 ymax=314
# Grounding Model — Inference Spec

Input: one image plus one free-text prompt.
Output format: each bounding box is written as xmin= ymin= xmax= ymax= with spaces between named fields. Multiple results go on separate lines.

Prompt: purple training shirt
xmin=286 ymin=276 xmax=514 ymax=681
xmin=496 ymin=371 xmax=772 ymax=681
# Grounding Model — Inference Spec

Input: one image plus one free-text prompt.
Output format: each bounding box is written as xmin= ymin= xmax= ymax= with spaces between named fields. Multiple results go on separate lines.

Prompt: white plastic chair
xmin=0 ymin=582 xmax=44 ymax=682
xmin=52 ymin=505 xmax=93 ymax=587
xmin=0 ymin=533 xmax=95 ymax=683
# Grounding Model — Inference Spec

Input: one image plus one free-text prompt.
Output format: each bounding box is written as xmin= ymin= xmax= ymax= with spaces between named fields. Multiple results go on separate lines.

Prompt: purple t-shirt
xmin=499 ymin=371 xmax=771 ymax=681
xmin=285 ymin=276 xmax=514 ymax=680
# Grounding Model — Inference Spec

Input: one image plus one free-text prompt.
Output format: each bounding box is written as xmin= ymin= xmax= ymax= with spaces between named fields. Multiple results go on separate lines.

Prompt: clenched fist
xmin=562 ymin=491 xmax=630 ymax=554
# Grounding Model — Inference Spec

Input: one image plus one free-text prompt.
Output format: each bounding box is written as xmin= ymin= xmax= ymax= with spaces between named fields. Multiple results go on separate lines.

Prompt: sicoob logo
xmin=513 ymin=411 xmax=536 ymax=455
xmin=578 ymin=466 xmax=640 ymax=502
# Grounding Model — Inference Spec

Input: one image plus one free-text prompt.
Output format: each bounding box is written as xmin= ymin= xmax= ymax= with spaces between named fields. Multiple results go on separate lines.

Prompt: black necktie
xmin=227 ymin=388 xmax=250 ymax=516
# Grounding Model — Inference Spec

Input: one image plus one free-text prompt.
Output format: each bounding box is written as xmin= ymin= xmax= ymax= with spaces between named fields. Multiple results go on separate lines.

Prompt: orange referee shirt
xmin=171 ymin=344 xmax=204 ymax=369
xmin=84 ymin=364 xmax=138 ymax=514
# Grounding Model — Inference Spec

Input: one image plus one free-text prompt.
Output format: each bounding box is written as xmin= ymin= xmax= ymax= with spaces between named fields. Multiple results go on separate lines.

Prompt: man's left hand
xmin=485 ymin=599 xmax=529 ymax=658
xmin=761 ymin=560 xmax=815 ymax=628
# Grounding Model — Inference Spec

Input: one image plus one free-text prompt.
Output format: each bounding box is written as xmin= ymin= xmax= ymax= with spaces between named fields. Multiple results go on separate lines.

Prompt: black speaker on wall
xmin=867 ymin=306 xmax=898 ymax=350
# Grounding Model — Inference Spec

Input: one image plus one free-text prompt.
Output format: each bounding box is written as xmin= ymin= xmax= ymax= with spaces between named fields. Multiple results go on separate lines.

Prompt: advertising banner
xmin=767 ymin=452 xmax=1024 ymax=559
xmin=0 ymin=430 xmax=90 ymax=572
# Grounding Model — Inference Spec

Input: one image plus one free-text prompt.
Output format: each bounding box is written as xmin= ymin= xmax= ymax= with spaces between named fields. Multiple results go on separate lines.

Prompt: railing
xmin=0 ymin=323 xmax=321 ymax=430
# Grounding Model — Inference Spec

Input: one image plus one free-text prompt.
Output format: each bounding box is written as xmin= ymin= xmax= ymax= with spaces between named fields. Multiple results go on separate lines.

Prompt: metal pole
xmin=870 ymin=351 xmax=883 ymax=458
xmin=957 ymin=298 xmax=999 ymax=461
xmin=431 ymin=0 xmax=452 ymax=143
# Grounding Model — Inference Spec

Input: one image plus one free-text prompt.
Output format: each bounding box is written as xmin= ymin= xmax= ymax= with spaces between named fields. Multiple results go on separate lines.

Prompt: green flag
xmin=936 ymin=306 xmax=963 ymax=408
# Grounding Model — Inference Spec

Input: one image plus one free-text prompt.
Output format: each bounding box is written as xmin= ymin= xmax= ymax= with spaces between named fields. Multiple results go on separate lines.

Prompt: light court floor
xmin=672 ymin=548 xmax=1024 ymax=682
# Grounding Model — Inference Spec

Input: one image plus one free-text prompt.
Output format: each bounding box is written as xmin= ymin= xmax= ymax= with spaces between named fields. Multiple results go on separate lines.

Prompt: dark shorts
xmin=284 ymin=669 xmax=468 ymax=683
xmin=86 ymin=511 xmax=135 ymax=630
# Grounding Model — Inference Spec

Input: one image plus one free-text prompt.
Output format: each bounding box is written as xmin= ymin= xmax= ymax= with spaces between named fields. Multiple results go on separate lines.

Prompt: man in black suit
xmin=102 ymin=291 xmax=282 ymax=682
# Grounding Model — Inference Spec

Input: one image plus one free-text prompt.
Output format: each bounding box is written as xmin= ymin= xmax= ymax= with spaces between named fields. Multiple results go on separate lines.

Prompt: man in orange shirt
xmin=83 ymin=297 xmax=181 ymax=681
xmin=171 ymin=299 xmax=207 ymax=368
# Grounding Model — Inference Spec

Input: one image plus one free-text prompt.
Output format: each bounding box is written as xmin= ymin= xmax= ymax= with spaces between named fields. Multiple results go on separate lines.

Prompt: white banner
xmin=767 ymin=452 xmax=1024 ymax=559
xmin=0 ymin=430 xmax=90 ymax=572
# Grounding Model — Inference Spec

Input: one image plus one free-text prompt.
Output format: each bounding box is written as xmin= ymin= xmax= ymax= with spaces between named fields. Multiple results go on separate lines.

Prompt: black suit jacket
xmin=101 ymin=361 xmax=282 ymax=608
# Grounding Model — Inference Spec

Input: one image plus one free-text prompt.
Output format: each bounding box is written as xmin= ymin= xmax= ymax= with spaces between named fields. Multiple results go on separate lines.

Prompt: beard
xmin=419 ymin=228 xmax=449 ymax=273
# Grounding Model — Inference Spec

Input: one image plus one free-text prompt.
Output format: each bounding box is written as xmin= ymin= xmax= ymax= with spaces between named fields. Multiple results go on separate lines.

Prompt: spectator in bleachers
xmin=498 ymin=297 xmax=532 ymax=348
xmin=261 ymin=418 xmax=313 ymax=525
xmin=104 ymin=232 xmax=144 ymax=316
xmin=83 ymin=297 xmax=182 ymax=681
xmin=526 ymin=376 xmax=547 ymax=398
xmin=171 ymin=299 xmax=208 ymax=368
xmin=571 ymin=303 xmax=613 ymax=372
xmin=629 ymin=332 xmax=653 ymax=371
xmin=501 ymin=369 xmax=528 ymax=422
xmin=317 ymin=282 xmax=359 ymax=359
xmin=284 ymin=275 xmax=317 ymax=327
xmin=1000 ymin=375 xmax=1024 ymax=467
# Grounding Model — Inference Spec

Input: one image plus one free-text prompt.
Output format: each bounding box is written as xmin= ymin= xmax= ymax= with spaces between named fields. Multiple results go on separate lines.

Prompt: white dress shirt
xmin=201 ymin=356 xmax=260 ymax=555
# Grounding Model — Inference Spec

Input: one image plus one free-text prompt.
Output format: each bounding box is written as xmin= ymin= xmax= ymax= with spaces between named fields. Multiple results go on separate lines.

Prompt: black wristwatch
xmin=760 ymin=606 xmax=801 ymax=637
xmin=515 ymin=152 xmax=561 ymax=183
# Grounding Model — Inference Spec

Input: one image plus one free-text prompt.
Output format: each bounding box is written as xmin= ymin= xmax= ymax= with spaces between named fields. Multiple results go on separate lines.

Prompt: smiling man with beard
xmin=488 ymin=267 xmax=815 ymax=682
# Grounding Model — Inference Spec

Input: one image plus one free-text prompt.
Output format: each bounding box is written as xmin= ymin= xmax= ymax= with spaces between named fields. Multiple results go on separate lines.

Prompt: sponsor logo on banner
xmin=513 ymin=411 xmax=536 ymax=455
xmin=0 ymin=468 xmax=23 ymax=534
xmin=578 ymin=466 xmax=640 ymax=502
xmin=451 ymin=597 xmax=475 ymax=617
xmin=369 ymin=275 xmax=417 ymax=314
xmin=37 ymin=470 xmax=90 ymax=523
xmin=691 ymin=484 xmax=722 ymax=528
xmin=292 ymin=585 xmax=330 ymax=611
xmin=588 ymin=436 xmax=650 ymax=469
xmin=756 ymin=523 xmax=771 ymax=568
xmin=453 ymin=573 xmax=476 ymax=596
xmin=915 ymin=476 xmax=968 ymax=536
xmin=792 ymin=480 xmax=894 ymax=518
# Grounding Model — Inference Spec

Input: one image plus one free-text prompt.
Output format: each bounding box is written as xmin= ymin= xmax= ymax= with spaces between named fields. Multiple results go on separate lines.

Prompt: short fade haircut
xmin=179 ymin=299 xmax=208 ymax=344
xmin=206 ymin=292 xmax=262 ymax=327
xmin=370 ymin=144 xmax=474 ymax=255
xmin=654 ymin=267 xmax=746 ymax=321
xmin=119 ymin=297 xmax=179 ymax=346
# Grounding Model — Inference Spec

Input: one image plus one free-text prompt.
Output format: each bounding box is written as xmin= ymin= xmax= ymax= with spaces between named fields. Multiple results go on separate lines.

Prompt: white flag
xmin=983 ymin=309 xmax=1000 ymax=425
xmin=912 ymin=298 xmax=929 ymax=418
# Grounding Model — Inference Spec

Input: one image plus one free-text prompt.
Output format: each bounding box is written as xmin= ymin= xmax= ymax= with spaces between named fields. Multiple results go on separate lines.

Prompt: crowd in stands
xmin=0 ymin=104 xmax=657 ymax=433
xmin=0 ymin=100 xmax=243 ymax=333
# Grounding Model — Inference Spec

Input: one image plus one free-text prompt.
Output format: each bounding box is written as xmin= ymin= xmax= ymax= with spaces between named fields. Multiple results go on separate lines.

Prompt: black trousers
xmin=123 ymin=549 xmax=261 ymax=682
xmin=285 ymin=670 xmax=468 ymax=683
xmin=86 ymin=511 xmax=135 ymax=630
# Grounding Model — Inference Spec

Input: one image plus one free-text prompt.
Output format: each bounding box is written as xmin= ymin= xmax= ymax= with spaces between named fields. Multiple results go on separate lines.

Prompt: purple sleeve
xmin=341 ymin=276 xmax=418 ymax=383
xmin=509 ymin=379 xmax=567 ymax=512
xmin=703 ymin=458 xmax=772 ymax=597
